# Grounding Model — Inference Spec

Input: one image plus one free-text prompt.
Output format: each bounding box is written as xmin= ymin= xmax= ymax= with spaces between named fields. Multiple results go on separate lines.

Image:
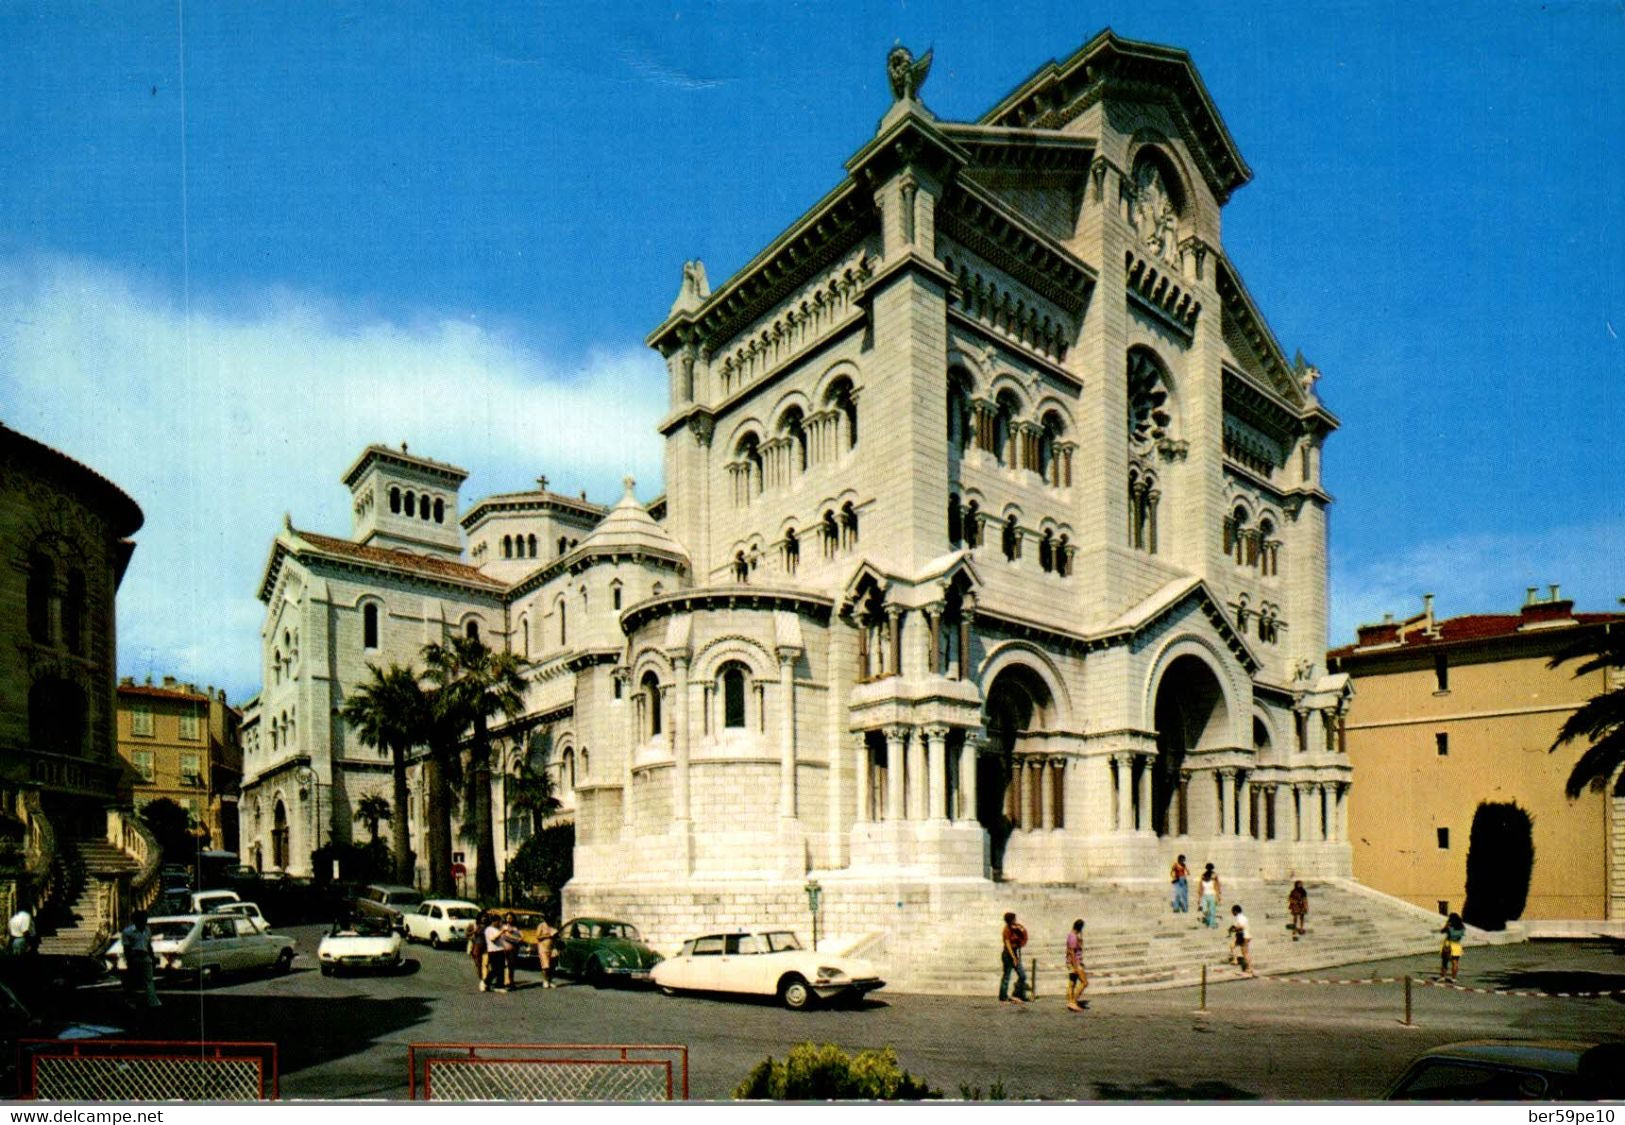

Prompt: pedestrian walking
xmin=1228 ymin=905 xmax=1253 ymax=975
xmin=1170 ymin=854 xmax=1190 ymax=914
xmin=7 ymin=908 xmax=36 ymax=956
xmin=469 ymin=911 xmax=489 ymax=991
xmin=1064 ymin=919 xmax=1089 ymax=1012
xmin=1440 ymin=912 xmax=1466 ymax=979
xmin=998 ymin=911 xmax=1029 ymax=1004
xmin=1198 ymin=864 xmax=1221 ymax=928
xmin=1287 ymin=880 xmax=1308 ymax=939
xmin=120 ymin=910 xmax=160 ymax=1009
xmin=497 ymin=913 xmax=523 ymax=990
xmin=484 ymin=914 xmax=514 ymax=992
xmin=535 ymin=917 xmax=558 ymax=988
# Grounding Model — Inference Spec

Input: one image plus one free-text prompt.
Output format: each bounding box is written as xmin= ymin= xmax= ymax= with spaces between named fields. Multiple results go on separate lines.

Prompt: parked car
xmin=0 ymin=978 xmax=122 ymax=1098
xmin=401 ymin=900 xmax=481 ymax=949
xmin=651 ymin=929 xmax=882 ymax=1010
xmin=489 ymin=907 xmax=552 ymax=966
xmin=551 ymin=917 xmax=661 ymax=985
xmin=103 ymin=914 xmax=297 ymax=983
xmin=159 ymin=864 xmax=192 ymax=891
xmin=350 ymin=884 xmax=425 ymax=932
xmin=209 ymin=901 xmax=270 ymax=931
xmin=317 ymin=915 xmax=404 ymax=975
xmin=1385 ymin=1040 xmax=1625 ymax=1100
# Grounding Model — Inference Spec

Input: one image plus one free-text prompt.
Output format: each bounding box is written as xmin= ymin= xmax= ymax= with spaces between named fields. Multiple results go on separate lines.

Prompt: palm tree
xmin=1549 ymin=625 xmax=1625 ymax=797
xmin=339 ymin=665 xmax=424 ymax=884
xmin=508 ymin=734 xmax=562 ymax=837
xmin=354 ymin=794 xmax=392 ymax=844
xmin=423 ymin=635 xmax=528 ymax=899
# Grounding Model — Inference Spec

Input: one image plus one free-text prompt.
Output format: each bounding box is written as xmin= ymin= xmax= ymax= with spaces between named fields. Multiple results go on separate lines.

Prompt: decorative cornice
xmin=938 ymin=181 xmax=1096 ymax=316
xmin=1123 ymin=249 xmax=1199 ymax=339
xmin=620 ymin=586 xmax=835 ymax=636
xmin=508 ymin=542 xmax=689 ymax=601
xmin=461 ymin=491 xmax=607 ymax=531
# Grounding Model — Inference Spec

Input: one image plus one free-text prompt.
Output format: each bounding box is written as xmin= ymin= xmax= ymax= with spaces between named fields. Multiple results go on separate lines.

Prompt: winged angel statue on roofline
xmin=888 ymin=45 xmax=933 ymax=102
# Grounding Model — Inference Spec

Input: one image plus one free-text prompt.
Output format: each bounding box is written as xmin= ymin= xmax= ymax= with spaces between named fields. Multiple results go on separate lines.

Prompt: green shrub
xmin=734 ymin=1042 xmax=939 ymax=1100
xmin=1462 ymin=801 xmax=1535 ymax=930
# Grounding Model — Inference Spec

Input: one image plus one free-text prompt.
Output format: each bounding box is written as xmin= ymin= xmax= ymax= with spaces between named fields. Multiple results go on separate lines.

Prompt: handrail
xmin=109 ymin=807 xmax=162 ymax=915
xmin=21 ymin=790 xmax=55 ymax=913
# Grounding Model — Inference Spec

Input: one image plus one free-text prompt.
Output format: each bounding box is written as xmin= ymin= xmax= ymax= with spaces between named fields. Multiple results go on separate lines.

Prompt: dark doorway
xmin=1149 ymin=655 xmax=1228 ymax=836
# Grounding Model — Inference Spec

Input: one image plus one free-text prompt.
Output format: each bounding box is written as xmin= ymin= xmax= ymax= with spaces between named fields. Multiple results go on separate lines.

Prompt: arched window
xmin=720 ymin=662 xmax=748 ymax=729
xmin=964 ymin=500 xmax=981 ymax=547
xmin=642 ymin=672 xmax=663 ymax=737
xmin=734 ymin=551 xmax=749 ymax=583
xmin=558 ymin=600 xmax=567 ymax=645
xmin=27 ymin=553 xmax=53 ymax=644
xmin=433 ymin=498 xmax=445 ymax=523
xmin=782 ymin=528 xmax=799 ymax=575
xmin=1040 ymin=410 xmax=1067 ymax=486
xmin=563 ymin=748 xmax=576 ymax=792
xmin=389 ymin=487 xmax=401 ymax=514
xmin=1039 ymin=528 xmax=1055 ymax=572
xmin=1002 ymin=514 xmax=1021 ymax=561
xmin=780 ymin=406 xmax=808 ymax=472
xmin=947 ymin=368 xmax=973 ymax=453
xmin=735 ymin=433 xmax=764 ymax=503
xmin=1057 ymin=533 xmax=1071 ymax=577
xmin=63 ymin=569 xmax=86 ymax=655
xmin=611 ymin=583 xmax=623 ymax=611
xmin=1258 ymin=518 xmax=1278 ymax=576
xmin=527 ymin=534 xmax=538 ymax=558
xmin=826 ymin=377 xmax=858 ymax=449
xmin=948 ymin=493 xmax=962 ymax=547
xmin=503 ymin=535 xmax=513 ymax=559
xmin=823 ymin=510 xmax=839 ymax=557
xmin=362 ymin=603 xmax=380 ymax=649
xmin=558 ymin=536 xmax=568 ymax=557
xmin=1228 ymin=505 xmax=1250 ymax=565
xmin=840 ymin=501 xmax=859 ymax=548
xmin=404 ymin=491 xmax=416 ymax=518
xmin=518 ymin=614 xmax=530 ymax=659
xmin=993 ymin=391 xmax=1019 ymax=466
xmin=465 ymin=620 xmax=480 ymax=640
xmin=30 ymin=676 xmax=86 ymax=757
xmin=420 ymin=493 xmax=431 ymax=520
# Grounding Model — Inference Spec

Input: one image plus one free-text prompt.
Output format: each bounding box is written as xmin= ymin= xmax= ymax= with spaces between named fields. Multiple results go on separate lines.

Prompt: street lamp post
xmin=295 ymin=765 xmax=324 ymax=879
xmin=804 ymin=879 xmax=822 ymax=952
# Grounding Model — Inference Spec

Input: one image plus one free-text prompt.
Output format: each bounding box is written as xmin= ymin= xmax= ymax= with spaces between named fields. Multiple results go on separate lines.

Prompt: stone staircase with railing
xmin=884 ymin=878 xmax=1519 ymax=996
xmin=34 ymin=837 xmax=142 ymax=957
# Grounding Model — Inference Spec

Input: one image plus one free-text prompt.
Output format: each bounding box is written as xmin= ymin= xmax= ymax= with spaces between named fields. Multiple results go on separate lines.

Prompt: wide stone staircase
xmin=883 ymin=877 xmax=1518 ymax=996
xmin=35 ymin=837 xmax=141 ymax=957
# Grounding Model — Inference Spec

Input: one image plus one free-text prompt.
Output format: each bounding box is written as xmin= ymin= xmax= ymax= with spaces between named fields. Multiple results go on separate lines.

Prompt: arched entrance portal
xmin=1150 ymin=654 xmax=1229 ymax=836
xmin=271 ymin=799 xmax=289 ymax=870
xmin=981 ymin=664 xmax=1056 ymax=875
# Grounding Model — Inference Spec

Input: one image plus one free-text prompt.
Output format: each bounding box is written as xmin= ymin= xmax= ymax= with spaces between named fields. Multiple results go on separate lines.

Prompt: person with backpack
xmin=1440 ymin=913 xmax=1466 ymax=979
xmin=999 ymin=911 xmax=1029 ymax=1004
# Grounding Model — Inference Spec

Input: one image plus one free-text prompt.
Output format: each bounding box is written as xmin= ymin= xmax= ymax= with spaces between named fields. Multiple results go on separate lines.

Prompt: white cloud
xmin=1331 ymin=518 xmax=1625 ymax=644
xmin=0 ymin=254 xmax=666 ymax=702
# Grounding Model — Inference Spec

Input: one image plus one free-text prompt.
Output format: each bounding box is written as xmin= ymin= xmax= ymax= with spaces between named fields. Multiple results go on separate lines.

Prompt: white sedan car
xmin=317 ymin=916 xmax=405 ymax=975
xmin=103 ymin=914 xmax=297 ymax=983
xmin=651 ymin=929 xmax=884 ymax=1010
xmin=400 ymin=899 xmax=481 ymax=949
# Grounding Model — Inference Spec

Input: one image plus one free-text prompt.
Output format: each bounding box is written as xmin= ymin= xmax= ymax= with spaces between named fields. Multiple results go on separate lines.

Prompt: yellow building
xmin=1330 ymin=589 xmax=1623 ymax=922
xmin=116 ymin=678 xmax=243 ymax=853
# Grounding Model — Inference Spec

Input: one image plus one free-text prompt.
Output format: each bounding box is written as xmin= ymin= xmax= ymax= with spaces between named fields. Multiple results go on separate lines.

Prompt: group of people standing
xmin=1172 ymin=854 xmax=1275 ymax=974
xmin=467 ymin=911 xmax=558 ymax=993
xmin=1169 ymin=854 xmax=1233 ymax=929
xmin=997 ymin=912 xmax=1090 ymax=1013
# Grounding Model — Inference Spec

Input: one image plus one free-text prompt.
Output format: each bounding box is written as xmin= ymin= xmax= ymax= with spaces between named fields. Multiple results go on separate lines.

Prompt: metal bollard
xmin=1404 ymin=974 xmax=1413 ymax=1026
xmin=1031 ymin=959 xmax=1038 ymax=1000
xmin=1200 ymin=963 xmax=1208 ymax=1011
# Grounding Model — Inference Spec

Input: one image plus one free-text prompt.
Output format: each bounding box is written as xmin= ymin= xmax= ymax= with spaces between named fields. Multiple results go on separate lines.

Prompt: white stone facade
xmin=241 ymin=32 xmax=1355 ymax=954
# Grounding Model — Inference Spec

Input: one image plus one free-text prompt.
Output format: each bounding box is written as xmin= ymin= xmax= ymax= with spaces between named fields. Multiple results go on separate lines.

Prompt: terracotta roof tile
xmin=294 ymin=529 xmax=504 ymax=590
xmin=1330 ymin=611 xmax=1622 ymax=660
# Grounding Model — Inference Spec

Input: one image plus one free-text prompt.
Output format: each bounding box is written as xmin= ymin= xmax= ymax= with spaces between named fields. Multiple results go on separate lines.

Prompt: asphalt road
xmin=50 ymin=927 xmax=1625 ymax=1101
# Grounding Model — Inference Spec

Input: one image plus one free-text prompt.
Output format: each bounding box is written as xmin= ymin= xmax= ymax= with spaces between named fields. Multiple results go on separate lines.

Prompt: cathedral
xmin=240 ymin=31 xmax=1354 ymax=960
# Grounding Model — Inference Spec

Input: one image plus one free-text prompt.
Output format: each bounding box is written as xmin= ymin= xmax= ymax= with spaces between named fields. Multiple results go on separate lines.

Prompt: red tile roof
xmin=293 ymin=528 xmax=504 ymax=590
xmin=1330 ymin=611 xmax=1622 ymax=660
xmin=118 ymin=683 xmax=210 ymax=703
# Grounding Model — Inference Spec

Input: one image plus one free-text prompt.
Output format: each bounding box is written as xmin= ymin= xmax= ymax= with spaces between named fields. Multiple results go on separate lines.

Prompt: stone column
xmin=1014 ymin=756 xmax=1030 ymax=831
xmin=884 ymin=725 xmax=907 ymax=821
xmin=959 ymin=736 xmax=980 ymax=821
xmin=620 ymin=672 xmax=636 ymax=831
xmin=1336 ymin=783 xmax=1349 ymax=841
xmin=924 ymin=604 xmax=943 ymax=676
xmin=1216 ymin=770 xmax=1233 ymax=837
xmin=1137 ymin=753 xmax=1153 ymax=832
xmin=673 ymin=656 xmax=691 ymax=822
xmin=887 ymin=606 xmax=904 ymax=678
xmin=1114 ymin=754 xmax=1133 ymax=833
xmin=1237 ymin=772 xmax=1252 ymax=838
xmin=908 ymin=728 xmax=927 ymax=820
xmin=924 ymin=725 xmax=948 ymax=821
xmin=853 ymin=735 xmax=871 ymax=823
xmin=958 ymin=596 xmax=976 ymax=681
xmin=1292 ymin=783 xmax=1307 ymax=842
xmin=1038 ymin=757 xmax=1054 ymax=831
xmin=777 ymin=651 xmax=797 ymax=819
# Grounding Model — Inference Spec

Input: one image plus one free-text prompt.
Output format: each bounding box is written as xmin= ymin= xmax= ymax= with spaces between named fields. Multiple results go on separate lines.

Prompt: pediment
xmin=1104 ymin=576 xmax=1260 ymax=674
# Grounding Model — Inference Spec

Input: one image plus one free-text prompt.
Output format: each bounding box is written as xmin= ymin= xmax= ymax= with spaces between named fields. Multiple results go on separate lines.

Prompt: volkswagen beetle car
xmin=651 ymin=929 xmax=882 ymax=1009
xmin=103 ymin=914 xmax=297 ymax=983
xmin=318 ymin=915 xmax=404 ymax=975
xmin=401 ymin=899 xmax=481 ymax=949
xmin=553 ymin=917 xmax=662 ymax=985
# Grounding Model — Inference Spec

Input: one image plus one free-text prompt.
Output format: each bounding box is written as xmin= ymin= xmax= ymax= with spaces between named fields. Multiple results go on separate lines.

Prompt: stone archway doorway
xmin=271 ymin=799 xmax=289 ymax=870
xmin=1151 ymin=654 xmax=1228 ymax=836
xmin=981 ymin=664 xmax=1056 ymax=875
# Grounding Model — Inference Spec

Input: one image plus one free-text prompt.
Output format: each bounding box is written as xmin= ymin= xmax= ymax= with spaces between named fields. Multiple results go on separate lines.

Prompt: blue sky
xmin=1 ymin=1 xmax=1620 ymax=704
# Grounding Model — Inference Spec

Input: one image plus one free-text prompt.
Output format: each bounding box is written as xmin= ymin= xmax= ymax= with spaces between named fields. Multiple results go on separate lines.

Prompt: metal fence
xmin=21 ymin=1040 xmax=278 ymax=1101
xmin=408 ymin=1043 xmax=688 ymax=1101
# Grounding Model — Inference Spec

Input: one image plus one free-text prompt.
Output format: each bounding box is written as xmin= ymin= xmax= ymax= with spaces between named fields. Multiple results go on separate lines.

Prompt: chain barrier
xmin=1416 ymin=976 xmax=1625 ymax=999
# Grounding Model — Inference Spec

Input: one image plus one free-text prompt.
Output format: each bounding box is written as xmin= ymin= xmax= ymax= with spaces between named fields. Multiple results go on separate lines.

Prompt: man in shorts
xmin=1229 ymin=904 xmax=1253 ymax=975
xmin=1065 ymin=918 xmax=1089 ymax=1012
